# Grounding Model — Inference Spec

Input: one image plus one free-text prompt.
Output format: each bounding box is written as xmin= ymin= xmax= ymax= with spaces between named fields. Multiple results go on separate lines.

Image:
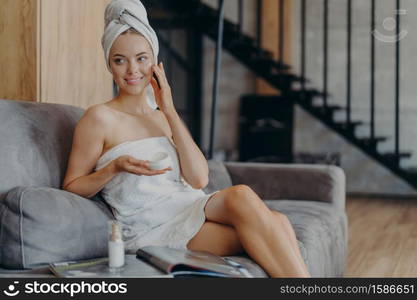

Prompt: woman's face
xmin=109 ymin=32 xmax=155 ymax=96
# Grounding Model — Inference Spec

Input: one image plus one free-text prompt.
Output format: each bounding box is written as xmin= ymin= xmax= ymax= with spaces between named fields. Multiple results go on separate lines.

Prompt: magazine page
xmin=137 ymin=246 xmax=250 ymax=277
xmin=49 ymin=255 xmax=172 ymax=278
xmin=136 ymin=248 xmax=174 ymax=275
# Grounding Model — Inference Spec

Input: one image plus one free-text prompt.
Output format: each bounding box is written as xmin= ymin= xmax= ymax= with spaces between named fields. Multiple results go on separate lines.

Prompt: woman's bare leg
xmin=271 ymin=211 xmax=309 ymax=274
xmin=187 ymin=221 xmax=244 ymax=256
xmin=187 ymin=185 xmax=310 ymax=278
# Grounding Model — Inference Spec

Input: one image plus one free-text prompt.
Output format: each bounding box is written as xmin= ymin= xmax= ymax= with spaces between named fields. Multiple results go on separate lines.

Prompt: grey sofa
xmin=0 ymin=99 xmax=348 ymax=277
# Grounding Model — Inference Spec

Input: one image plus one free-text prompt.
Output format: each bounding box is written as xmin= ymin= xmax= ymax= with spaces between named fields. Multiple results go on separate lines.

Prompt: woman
xmin=63 ymin=0 xmax=310 ymax=278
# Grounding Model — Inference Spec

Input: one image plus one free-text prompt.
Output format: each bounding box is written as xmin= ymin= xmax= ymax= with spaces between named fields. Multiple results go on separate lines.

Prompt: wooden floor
xmin=344 ymin=196 xmax=417 ymax=277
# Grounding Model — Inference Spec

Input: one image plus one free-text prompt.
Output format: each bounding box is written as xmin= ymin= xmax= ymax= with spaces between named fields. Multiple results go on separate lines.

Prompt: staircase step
xmin=311 ymin=105 xmax=344 ymax=116
xmin=334 ymin=121 xmax=365 ymax=133
xmin=300 ymin=104 xmax=345 ymax=120
xmin=358 ymin=137 xmax=388 ymax=149
xmin=250 ymin=51 xmax=277 ymax=64
xmin=251 ymin=56 xmax=290 ymax=75
xmin=224 ymin=22 xmax=241 ymax=33
xmin=265 ymin=73 xmax=302 ymax=88
xmin=291 ymin=89 xmax=327 ymax=102
xmin=382 ymin=152 xmax=412 ymax=159
xmin=381 ymin=152 xmax=413 ymax=165
xmin=270 ymin=61 xmax=292 ymax=73
xmin=251 ymin=57 xmax=279 ymax=73
xmin=404 ymin=168 xmax=417 ymax=181
xmin=230 ymin=43 xmax=269 ymax=62
xmin=290 ymin=76 xmax=311 ymax=87
xmin=227 ymin=35 xmax=256 ymax=49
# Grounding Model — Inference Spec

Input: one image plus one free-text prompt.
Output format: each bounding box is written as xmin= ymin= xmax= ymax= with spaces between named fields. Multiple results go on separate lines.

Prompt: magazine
xmin=136 ymin=246 xmax=253 ymax=278
xmin=49 ymin=254 xmax=172 ymax=278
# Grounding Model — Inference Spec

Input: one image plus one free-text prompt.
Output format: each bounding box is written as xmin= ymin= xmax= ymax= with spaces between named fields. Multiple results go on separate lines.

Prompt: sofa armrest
xmin=223 ymin=162 xmax=346 ymax=211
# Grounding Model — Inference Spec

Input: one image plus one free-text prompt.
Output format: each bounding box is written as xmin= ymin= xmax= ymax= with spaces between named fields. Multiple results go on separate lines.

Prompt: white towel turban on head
xmin=102 ymin=0 xmax=159 ymax=109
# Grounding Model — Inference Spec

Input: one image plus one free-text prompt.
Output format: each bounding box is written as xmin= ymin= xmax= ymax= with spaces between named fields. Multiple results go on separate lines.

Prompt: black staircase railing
xmin=208 ymin=0 xmax=225 ymax=160
xmin=323 ymin=0 xmax=328 ymax=108
xmin=256 ymin=0 xmax=262 ymax=51
xmin=395 ymin=0 xmax=401 ymax=160
xmin=346 ymin=0 xmax=352 ymax=125
xmin=300 ymin=0 xmax=306 ymax=91
xmin=238 ymin=0 xmax=243 ymax=32
xmin=370 ymin=0 xmax=376 ymax=142
xmin=144 ymin=0 xmax=417 ymax=189
xmin=279 ymin=0 xmax=285 ymax=63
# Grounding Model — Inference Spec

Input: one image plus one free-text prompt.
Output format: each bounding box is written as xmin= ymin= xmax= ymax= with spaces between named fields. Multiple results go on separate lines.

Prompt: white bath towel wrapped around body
xmin=95 ymin=136 xmax=218 ymax=251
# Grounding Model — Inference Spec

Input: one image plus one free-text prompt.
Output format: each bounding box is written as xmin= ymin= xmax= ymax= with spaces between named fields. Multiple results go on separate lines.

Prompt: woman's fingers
xmin=136 ymin=167 xmax=169 ymax=176
xmin=152 ymin=63 xmax=169 ymax=87
xmin=126 ymin=165 xmax=156 ymax=175
xmin=142 ymin=166 xmax=172 ymax=174
xmin=160 ymin=62 xmax=166 ymax=75
xmin=128 ymin=163 xmax=172 ymax=176
xmin=150 ymin=77 xmax=161 ymax=95
xmin=124 ymin=156 xmax=173 ymax=175
xmin=152 ymin=65 xmax=162 ymax=84
xmin=150 ymin=77 xmax=158 ymax=88
xmin=128 ymin=158 xmax=146 ymax=168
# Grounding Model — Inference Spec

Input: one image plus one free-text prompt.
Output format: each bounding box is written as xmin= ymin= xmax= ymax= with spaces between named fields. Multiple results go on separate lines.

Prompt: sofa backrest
xmin=0 ymin=99 xmax=84 ymax=203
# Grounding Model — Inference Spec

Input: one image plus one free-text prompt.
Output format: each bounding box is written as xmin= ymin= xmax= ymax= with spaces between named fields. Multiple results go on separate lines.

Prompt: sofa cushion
xmin=0 ymin=100 xmax=84 ymax=203
xmin=264 ymin=199 xmax=348 ymax=277
xmin=0 ymin=186 xmax=113 ymax=269
xmin=203 ymin=160 xmax=233 ymax=194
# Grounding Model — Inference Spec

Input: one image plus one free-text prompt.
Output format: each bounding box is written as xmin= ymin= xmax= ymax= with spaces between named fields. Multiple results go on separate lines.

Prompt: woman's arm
xmin=62 ymin=106 xmax=115 ymax=198
xmin=63 ymin=106 xmax=169 ymax=198
xmin=164 ymin=109 xmax=209 ymax=189
xmin=63 ymin=163 xmax=118 ymax=199
xmin=151 ymin=62 xmax=209 ymax=189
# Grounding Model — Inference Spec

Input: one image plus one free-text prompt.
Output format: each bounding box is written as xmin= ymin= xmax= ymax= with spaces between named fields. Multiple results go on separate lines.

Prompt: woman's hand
xmin=111 ymin=155 xmax=172 ymax=176
xmin=150 ymin=62 xmax=175 ymax=113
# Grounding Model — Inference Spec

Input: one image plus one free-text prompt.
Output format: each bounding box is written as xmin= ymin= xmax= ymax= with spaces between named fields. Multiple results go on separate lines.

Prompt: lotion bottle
xmin=108 ymin=220 xmax=125 ymax=270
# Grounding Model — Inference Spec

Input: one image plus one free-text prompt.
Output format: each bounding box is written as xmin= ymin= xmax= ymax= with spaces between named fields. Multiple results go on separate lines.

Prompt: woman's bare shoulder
xmin=155 ymin=110 xmax=173 ymax=136
xmin=78 ymin=103 xmax=115 ymax=127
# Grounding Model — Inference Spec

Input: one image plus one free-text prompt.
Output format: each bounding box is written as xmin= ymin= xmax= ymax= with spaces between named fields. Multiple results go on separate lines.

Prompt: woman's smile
xmin=125 ymin=77 xmax=143 ymax=85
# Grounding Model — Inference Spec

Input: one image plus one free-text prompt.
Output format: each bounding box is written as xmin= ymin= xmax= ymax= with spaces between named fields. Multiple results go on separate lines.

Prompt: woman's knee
xmin=223 ymin=185 xmax=256 ymax=211
xmin=272 ymin=210 xmax=292 ymax=226
xmin=223 ymin=185 xmax=270 ymax=221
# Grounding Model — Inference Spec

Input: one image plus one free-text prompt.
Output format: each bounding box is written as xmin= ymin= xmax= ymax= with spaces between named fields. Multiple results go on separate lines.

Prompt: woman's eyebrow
xmin=113 ymin=52 xmax=147 ymax=57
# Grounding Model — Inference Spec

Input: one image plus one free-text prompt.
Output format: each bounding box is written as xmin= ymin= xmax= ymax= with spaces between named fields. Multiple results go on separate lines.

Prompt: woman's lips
xmin=125 ymin=77 xmax=142 ymax=85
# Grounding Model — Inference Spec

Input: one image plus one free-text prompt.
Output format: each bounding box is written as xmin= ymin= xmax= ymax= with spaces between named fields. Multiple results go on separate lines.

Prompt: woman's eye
xmin=113 ymin=57 xmax=146 ymax=64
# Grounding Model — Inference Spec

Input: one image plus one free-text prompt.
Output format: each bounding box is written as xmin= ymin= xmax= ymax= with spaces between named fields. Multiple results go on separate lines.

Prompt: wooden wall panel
xmin=40 ymin=0 xmax=113 ymax=108
xmin=256 ymin=0 xmax=293 ymax=95
xmin=0 ymin=0 xmax=37 ymax=101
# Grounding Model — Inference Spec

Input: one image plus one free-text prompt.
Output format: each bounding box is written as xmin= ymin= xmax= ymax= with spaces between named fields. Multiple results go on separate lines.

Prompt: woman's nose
xmin=127 ymin=61 xmax=140 ymax=74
